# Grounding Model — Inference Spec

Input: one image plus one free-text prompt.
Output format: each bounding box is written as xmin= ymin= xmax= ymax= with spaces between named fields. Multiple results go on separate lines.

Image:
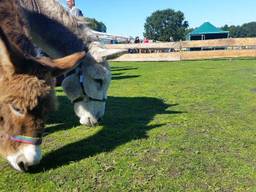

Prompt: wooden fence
xmin=104 ymin=38 xmax=256 ymax=61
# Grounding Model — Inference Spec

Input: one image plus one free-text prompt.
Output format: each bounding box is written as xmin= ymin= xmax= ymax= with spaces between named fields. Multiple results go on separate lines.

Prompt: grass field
xmin=1 ymin=59 xmax=256 ymax=191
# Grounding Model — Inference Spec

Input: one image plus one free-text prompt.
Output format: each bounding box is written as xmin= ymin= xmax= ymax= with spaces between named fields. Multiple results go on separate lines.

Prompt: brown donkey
xmin=0 ymin=0 xmax=85 ymax=172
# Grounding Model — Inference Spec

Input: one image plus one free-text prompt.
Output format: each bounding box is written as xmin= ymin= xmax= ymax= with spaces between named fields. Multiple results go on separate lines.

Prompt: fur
xmin=0 ymin=0 xmax=56 ymax=159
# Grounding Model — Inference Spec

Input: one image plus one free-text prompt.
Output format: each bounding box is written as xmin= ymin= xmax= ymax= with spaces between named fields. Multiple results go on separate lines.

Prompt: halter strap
xmin=72 ymin=95 xmax=107 ymax=104
xmin=10 ymin=135 xmax=42 ymax=145
xmin=77 ymin=74 xmax=106 ymax=103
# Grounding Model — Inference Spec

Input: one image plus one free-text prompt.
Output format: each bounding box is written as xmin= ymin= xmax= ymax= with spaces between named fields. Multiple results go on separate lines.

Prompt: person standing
xmin=66 ymin=0 xmax=84 ymax=17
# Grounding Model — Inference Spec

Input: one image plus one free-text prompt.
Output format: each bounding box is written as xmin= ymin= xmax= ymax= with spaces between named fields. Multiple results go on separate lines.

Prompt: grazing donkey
xmin=19 ymin=0 xmax=125 ymax=126
xmin=0 ymin=0 xmax=85 ymax=172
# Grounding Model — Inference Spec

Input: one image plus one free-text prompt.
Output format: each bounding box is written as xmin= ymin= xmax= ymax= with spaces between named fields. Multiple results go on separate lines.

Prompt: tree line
xmin=143 ymin=9 xmax=256 ymax=42
xmin=221 ymin=22 xmax=256 ymax=38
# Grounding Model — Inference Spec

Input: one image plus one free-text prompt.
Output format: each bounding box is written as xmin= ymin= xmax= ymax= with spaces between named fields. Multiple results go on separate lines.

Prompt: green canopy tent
xmin=187 ymin=22 xmax=229 ymax=40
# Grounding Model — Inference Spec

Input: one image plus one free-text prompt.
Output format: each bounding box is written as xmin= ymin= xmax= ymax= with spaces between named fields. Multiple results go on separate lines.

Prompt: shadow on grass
xmin=45 ymin=96 xmax=80 ymax=135
xmin=111 ymin=66 xmax=138 ymax=72
xmin=111 ymin=66 xmax=140 ymax=80
xmin=112 ymin=75 xmax=141 ymax=80
xmin=30 ymin=96 xmax=183 ymax=172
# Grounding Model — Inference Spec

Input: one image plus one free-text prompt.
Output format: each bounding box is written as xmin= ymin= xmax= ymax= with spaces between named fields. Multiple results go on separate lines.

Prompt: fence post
xmin=179 ymin=40 xmax=182 ymax=61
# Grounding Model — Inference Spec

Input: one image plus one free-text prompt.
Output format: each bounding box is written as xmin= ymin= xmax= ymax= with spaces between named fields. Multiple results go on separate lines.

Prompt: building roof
xmin=189 ymin=22 xmax=229 ymax=35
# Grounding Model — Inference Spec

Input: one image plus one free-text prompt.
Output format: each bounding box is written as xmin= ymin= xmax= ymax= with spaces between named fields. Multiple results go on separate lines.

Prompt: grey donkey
xmin=19 ymin=0 xmax=125 ymax=126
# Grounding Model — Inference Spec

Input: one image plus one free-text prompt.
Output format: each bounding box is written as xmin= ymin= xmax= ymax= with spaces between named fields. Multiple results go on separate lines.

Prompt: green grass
xmin=1 ymin=59 xmax=256 ymax=191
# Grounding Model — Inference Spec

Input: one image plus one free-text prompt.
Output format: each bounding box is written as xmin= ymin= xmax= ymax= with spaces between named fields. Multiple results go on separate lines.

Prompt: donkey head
xmin=62 ymin=42 xmax=125 ymax=126
xmin=0 ymin=31 xmax=85 ymax=172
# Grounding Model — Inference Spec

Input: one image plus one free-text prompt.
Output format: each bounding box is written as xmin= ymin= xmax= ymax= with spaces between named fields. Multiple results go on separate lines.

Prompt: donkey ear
xmin=0 ymin=27 xmax=85 ymax=78
xmin=36 ymin=51 xmax=86 ymax=77
xmin=98 ymin=48 xmax=127 ymax=60
xmin=0 ymin=28 xmax=29 ymax=77
xmin=89 ymin=42 xmax=126 ymax=62
xmin=0 ymin=38 xmax=15 ymax=77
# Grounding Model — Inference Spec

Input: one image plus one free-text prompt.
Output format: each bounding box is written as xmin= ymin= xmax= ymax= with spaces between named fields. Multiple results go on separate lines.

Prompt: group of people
xmin=133 ymin=36 xmax=149 ymax=44
xmin=127 ymin=36 xmax=150 ymax=53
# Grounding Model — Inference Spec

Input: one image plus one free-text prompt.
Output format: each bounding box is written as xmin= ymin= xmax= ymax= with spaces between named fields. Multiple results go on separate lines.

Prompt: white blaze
xmin=7 ymin=145 xmax=42 ymax=172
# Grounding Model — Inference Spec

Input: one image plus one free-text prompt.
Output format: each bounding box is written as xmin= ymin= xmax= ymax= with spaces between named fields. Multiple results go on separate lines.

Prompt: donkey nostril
xmin=98 ymin=117 xmax=103 ymax=123
xmin=17 ymin=161 xmax=28 ymax=172
xmin=16 ymin=154 xmax=28 ymax=172
xmin=87 ymin=117 xmax=98 ymax=127
xmin=87 ymin=117 xmax=92 ymax=126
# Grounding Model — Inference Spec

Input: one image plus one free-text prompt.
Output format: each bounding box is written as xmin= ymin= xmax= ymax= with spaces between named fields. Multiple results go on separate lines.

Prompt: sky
xmin=60 ymin=0 xmax=256 ymax=38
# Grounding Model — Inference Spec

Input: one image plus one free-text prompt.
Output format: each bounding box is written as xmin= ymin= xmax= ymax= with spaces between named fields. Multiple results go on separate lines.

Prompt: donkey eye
xmin=9 ymin=104 xmax=25 ymax=116
xmin=94 ymin=79 xmax=103 ymax=86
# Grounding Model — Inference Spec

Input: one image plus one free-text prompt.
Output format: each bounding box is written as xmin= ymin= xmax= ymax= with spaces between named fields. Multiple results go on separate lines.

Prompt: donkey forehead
xmin=82 ymin=63 xmax=111 ymax=80
xmin=0 ymin=75 xmax=51 ymax=110
xmin=7 ymin=75 xmax=50 ymax=94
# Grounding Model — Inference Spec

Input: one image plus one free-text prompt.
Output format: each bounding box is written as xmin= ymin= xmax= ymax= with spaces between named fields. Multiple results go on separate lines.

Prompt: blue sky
xmin=60 ymin=0 xmax=255 ymax=38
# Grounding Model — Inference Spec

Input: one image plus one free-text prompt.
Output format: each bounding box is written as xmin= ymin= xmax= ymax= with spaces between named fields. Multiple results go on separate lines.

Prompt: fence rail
xmin=105 ymin=38 xmax=256 ymax=61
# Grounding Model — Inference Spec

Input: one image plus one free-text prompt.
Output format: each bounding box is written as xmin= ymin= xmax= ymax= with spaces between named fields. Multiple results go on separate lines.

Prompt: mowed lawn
xmin=1 ymin=59 xmax=256 ymax=191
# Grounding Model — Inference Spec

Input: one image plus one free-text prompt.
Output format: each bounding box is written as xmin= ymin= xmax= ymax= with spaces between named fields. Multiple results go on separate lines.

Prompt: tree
xmin=222 ymin=24 xmax=239 ymax=37
xmin=144 ymin=9 xmax=188 ymax=41
xmin=240 ymin=22 xmax=256 ymax=37
xmin=221 ymin=22 xmax=256 ymax=38
xmin=185 ymin=28 xmax=194 ymax=37
xmin=86 ymin=18 xmax=107 ymax=32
